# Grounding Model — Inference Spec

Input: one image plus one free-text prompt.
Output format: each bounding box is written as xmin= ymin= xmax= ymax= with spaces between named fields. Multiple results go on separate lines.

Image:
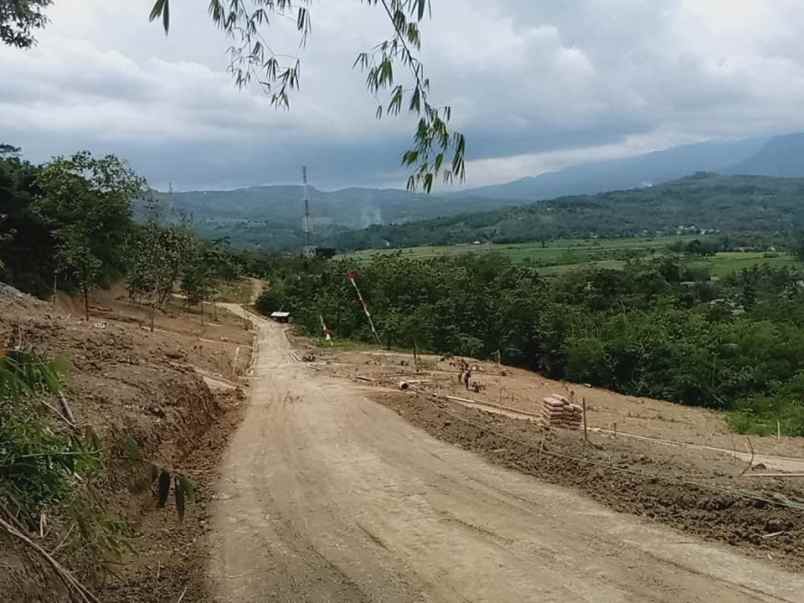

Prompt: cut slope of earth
xmin=0 ymin=284 xmax=253 ymax=602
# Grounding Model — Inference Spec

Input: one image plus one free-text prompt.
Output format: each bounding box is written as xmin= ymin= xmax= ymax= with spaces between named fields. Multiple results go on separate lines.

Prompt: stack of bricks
xmin=541 ymin=395 xmax=583 ymax=430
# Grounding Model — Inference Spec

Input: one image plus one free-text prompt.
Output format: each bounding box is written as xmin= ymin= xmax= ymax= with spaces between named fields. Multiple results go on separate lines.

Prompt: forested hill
xmin=326 ymin=173 xmax=804 ymax=250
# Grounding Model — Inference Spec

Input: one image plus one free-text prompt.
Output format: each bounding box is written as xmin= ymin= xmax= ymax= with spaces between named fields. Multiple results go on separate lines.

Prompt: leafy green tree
xmin=181 ymin=264 xmax=213 ymax=308
xmin=35 ymin=151 xmax=144 ymax=312
xmin=0 ymin=146 xmax=55 ymax=295
xmin=55 ymin=225 xmax=102 ymax=320
xmin=126 ymin=200 xmax=195 ymax=328
xmin=181 ymin=237 xmax=239 ymax=317
xmin=0 ymin=0 xmax=51 ymax=48
xmin=148 ymin=0 xmax=464 ymax=192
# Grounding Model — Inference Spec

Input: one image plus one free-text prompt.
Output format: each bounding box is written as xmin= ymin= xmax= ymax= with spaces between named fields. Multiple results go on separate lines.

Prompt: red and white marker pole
xmin=347 ymin=271 xmax=381 ymax=345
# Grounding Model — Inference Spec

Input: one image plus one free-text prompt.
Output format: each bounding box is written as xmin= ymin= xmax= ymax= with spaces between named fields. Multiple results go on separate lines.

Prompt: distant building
xmin=270 ymin=311 xmax=290 ymax=323
xmin=315 ymin=247 xmax=337 ymax=259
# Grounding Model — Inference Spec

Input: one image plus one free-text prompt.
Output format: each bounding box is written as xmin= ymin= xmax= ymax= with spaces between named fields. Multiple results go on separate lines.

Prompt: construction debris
xmin=541 ymin=395 xmax=583 ymax=430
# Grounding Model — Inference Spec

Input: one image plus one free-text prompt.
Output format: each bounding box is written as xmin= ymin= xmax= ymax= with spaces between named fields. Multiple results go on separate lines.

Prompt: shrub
xmin=0 ymin=350 xmax=101 ymax=525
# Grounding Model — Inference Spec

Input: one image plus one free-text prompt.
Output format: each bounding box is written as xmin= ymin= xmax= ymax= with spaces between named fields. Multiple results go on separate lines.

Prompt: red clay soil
xmin=0 ymin=285 xmax=251 ymax=602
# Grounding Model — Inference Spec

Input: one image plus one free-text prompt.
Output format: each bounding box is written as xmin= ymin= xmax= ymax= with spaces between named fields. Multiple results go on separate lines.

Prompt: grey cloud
xmin=4 ymin=0 xmax=804 ymax=189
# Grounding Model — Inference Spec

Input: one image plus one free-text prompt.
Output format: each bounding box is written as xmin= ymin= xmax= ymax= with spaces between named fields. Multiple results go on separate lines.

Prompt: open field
xmin=345 ymin=235 xmax=692 ymax=263
xmin=691 ymin=251 xmax=800 ymax=278
xmin=345 ymin=236 xmax=798 ymax=276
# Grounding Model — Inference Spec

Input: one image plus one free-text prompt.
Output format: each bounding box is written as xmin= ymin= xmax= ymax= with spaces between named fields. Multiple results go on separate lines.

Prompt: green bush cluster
xmin=0 ymin=351 xmax=100 ymax=525
xmin=260 ymin=253 xmax=804 ymax=435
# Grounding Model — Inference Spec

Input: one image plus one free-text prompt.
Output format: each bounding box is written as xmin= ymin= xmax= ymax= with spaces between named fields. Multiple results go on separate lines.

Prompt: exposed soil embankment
xmin=374 ymin=390 xmax=804 ymax=570
xmin=0 ymin=285 xmax=252 ymax=601
xmin=288 ymin=335 xmax=804 ymax=570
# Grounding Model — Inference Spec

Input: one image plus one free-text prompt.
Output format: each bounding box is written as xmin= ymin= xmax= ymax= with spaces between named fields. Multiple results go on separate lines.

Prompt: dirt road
xmin=208 ymin=308 xmax=804 ymax=602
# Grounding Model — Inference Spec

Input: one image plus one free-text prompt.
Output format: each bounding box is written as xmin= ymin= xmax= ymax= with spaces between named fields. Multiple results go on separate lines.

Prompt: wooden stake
xmin=232 ymin=346 xmax=240 ymax=377
xmin=582 ymin=398 xmax=588 ymax=443
xmin=738 ymin=437 xmax=755 ymax=477
xmin=777 ymin=420 xmax=781 ymax=440
xmin=613 ymin=422 xmax=617 ymax=438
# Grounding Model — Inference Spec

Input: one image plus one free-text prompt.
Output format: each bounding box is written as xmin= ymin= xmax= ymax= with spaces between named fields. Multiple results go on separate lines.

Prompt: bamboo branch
xmin=39 ymin=398 xmax=78 ymax=431
xmin=58 ymin=392 xmax=77 ymax=426
xmin=0 ymin=517 xmax=99 ymax=603
xmin=50 ymin=522 xmax=76 ymax=557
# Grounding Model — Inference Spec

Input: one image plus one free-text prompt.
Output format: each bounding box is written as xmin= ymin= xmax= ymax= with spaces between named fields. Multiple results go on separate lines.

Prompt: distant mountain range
xmin=154 ymin=184 xmax=520 ymax=230
xmin=327 ymin=173 xmax=804 ymax=250
xmin=453 ymin=132 xmax=804 ymax=202
xmin=155 ymin=132 xmax=804 ymax=249
xmin=727 ymin=133 xmax=804 ymax=178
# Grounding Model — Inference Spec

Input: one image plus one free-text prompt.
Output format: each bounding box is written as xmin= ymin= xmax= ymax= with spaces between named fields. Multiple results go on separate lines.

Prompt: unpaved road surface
xmin=208 ymin=309 xmax=804 ymax=602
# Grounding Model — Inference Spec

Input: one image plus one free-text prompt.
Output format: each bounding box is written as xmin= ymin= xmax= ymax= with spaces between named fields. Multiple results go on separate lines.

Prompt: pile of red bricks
xmin=541 ymin=395 xmax=583 ymax=430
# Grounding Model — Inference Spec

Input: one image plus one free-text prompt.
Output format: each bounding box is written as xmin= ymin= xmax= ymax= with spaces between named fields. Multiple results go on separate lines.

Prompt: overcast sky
xmin=3 ymin=0 xmax=804 ymax=191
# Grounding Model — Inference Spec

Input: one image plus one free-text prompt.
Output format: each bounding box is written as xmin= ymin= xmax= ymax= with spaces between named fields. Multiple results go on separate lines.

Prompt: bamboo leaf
xmin=149 ymin=0 xmax=170 ymax=33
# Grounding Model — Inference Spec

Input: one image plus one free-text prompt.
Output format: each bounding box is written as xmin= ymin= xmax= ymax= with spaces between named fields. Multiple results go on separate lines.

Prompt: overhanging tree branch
xmin=148 ymin=0 xmax=464 ymax=192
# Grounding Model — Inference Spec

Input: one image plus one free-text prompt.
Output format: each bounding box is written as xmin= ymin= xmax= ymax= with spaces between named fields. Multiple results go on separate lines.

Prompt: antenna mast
xmin=302 ymin=166 xmax=311 ymax=248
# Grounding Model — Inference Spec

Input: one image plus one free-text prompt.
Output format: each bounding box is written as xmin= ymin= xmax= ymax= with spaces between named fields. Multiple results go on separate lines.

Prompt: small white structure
xmin=270 ymin=311 xmax=290 ymax=323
